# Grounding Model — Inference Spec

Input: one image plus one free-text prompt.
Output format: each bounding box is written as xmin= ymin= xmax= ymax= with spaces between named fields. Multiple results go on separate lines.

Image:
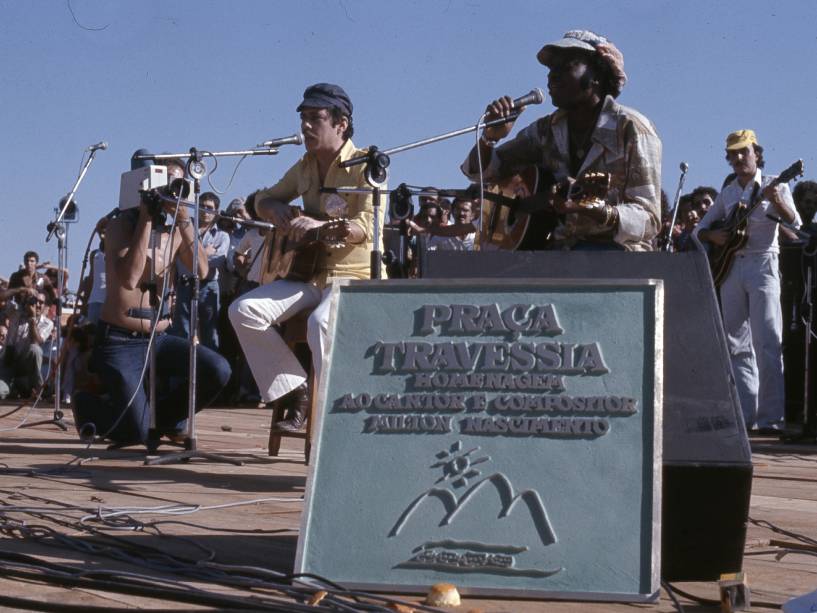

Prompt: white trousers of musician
xmin=228 ymin=280 xmax=332 ymax=403
xmin=719 ymin=252 xmax=786 ymax=430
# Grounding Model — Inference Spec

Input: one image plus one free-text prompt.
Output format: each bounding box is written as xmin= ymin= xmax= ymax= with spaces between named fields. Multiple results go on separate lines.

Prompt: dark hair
xmin=23 ymin=250 xmax=39 ymax=263
xmin=724 ymin=144 xmax=764 ymax=169
xmin=200 ymin=192 xmax=221 ymax=209
xmin=793 ymin=180 xmax=817 ymax=204
xmin=329 ymin=107 xmax=354 ymax=140
xmin=691 ymin=186 xmax=718 ymax=203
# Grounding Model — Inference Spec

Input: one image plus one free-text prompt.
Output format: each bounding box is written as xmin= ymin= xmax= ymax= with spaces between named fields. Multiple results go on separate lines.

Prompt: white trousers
xmin=228 ymin=280 xmax=333 ymax=403
xmin=720 ymin=252 xmax=786 ymax=429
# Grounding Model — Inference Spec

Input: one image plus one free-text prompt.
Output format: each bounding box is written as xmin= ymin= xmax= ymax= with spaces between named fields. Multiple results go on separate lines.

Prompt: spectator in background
xmin=437 ymin=198 xmax=452 ymax=226
xmin=420 ymin=196 xmax=478 ymax=251
xmin=793 ymin=180 xmax=817 ymax=226
xmin=672 ymin=194 xmax=699 ymax=252
xmin=414 ymin=187 xmax=441 ymax=229
xmin=0 ymin=288 xmax=14 ymax=328
xmin=3 ymin=251 xmax=56 ymax=308
xmin=171 ymin=191 xmax=229 ymax=351
xmin=233 ymin=194 xmax=266 ymax=292
xmin=691 ymin=186 xmax=717 ymax=217
xmin=219 ymin=197 xmax=251 ymax=300
xmin=4 ymin=291 xmax=54 ymax=398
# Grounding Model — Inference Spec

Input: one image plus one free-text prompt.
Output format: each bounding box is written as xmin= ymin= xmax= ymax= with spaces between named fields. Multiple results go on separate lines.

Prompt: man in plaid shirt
xmin=462 ymin=30 xmax=662 ymax=251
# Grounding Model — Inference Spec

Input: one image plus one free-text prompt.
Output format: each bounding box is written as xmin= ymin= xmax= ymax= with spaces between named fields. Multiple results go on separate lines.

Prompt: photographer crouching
xmin=73 ymin=159 xmax=230 ymax=449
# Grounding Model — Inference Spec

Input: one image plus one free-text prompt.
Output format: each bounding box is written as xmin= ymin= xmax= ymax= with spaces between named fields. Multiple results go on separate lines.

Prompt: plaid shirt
xmin=462 ymin=95 xmax=662 ymax=251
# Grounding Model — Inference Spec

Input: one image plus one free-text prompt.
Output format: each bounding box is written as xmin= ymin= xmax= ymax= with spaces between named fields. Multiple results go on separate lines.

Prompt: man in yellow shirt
xmin=228 ymin=83 xmax=377 ymax=431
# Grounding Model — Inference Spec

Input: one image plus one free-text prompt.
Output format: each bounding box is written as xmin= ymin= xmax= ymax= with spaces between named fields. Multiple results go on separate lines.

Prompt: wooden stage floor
xmin=1 ymin=401 xmax=816 ymax=612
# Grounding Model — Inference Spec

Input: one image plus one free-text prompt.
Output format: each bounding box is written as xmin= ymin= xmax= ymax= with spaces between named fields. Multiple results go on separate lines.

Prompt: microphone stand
xmin=664 ymin=162 xmax=689 ymax=252
xmin=328 ymin=114 xmax=521 ymax=278
xmin=27 ymin=147 xmax=102 ymax=431
xmin=135 ymin=147 xmax=282 ymax=466
xmin=322 ymin=185 xmax=468 ymax=279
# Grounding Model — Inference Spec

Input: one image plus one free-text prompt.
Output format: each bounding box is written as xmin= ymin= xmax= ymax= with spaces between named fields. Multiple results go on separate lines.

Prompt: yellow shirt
xmin=255 ymin=138 xmax=384 ymax=287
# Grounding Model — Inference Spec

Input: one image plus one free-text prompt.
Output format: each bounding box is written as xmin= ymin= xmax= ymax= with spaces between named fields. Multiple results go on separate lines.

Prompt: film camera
xmin=118 ymin=166 xmax=193 ymax=213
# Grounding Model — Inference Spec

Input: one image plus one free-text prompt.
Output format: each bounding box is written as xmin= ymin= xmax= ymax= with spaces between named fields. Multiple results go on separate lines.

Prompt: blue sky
xmin=1 ymin=0 xmax=816 ymax=281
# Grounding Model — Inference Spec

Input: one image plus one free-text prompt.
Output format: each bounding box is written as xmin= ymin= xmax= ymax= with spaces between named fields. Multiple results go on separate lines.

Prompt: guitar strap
xmin=734 ymin=181 xmax=761 ymax=226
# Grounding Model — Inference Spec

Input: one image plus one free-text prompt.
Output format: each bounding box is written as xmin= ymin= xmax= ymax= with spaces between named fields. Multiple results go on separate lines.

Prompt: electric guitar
xmin=708 ymin=160 xmax=804 ymax=287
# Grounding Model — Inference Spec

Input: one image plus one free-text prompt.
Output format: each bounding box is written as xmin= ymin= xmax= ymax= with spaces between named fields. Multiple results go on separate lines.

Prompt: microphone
xmin=511 ymin=88 xmax=545 ymax=109
xmin=257 ymin=133 xmax=303 ymax=148
xmin=680 ymin=162 xmax=689 ymax=173
xmin=88 ymin=141 xmax=108 ymax=151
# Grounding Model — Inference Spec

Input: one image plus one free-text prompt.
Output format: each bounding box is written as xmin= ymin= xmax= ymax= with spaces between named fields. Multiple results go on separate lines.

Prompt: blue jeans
xmin=172 ymin=277 xmax=220 ymax=351
xmin=75 ymin=321 xmax=231 ymax=445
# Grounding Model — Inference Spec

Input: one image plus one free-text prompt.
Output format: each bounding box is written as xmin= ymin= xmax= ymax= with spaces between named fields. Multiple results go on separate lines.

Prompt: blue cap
xmin=296 ymin=83 xmax=353 ymax=117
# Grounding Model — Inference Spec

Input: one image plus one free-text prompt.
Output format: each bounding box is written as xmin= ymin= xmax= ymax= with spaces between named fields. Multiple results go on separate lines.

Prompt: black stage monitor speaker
xmin=424 ymin=248 xmax=752 ymax=582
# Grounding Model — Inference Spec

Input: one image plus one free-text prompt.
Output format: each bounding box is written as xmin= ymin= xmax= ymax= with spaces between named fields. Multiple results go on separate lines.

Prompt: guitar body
xmin=266 ymin=229 xmax=323 ymax=283
xmin=480 ymin=167 xmax=557 ymax=251
xmin=707 ymin=205 xmax=749 ymax=287
xmin=265 ymin=208 xmax=350 ymax=284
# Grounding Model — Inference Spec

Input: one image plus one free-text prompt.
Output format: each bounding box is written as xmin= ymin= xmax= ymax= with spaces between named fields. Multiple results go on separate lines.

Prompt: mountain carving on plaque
xmin=389 ymin=441 xmax=563 ymax=578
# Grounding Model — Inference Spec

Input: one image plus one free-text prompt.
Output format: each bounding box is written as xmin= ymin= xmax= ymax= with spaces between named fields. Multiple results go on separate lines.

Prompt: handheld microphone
xmin=257 ymin=133 xmax=303 ymax=148
xmin=88 ymin=141 xmax=108 ymax=151
xmin=511 ymin=88 xmax=545 ymax=109
xmin=680 ymin=162 xmax=689 ymax=173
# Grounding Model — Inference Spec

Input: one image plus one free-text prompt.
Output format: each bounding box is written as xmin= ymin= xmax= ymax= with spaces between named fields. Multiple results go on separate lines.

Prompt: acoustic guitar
xmin=479 ymin=169 xmax=611 ymax=250
xmin=708 ymin=160 xmax=804 ymax=287
xmin=265 ymin=209 xmax=350 ymax=283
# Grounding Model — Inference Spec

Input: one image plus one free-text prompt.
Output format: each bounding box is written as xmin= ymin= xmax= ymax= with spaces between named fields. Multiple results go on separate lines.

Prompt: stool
xmin=268 ymin=311 xmax=315 ymax=463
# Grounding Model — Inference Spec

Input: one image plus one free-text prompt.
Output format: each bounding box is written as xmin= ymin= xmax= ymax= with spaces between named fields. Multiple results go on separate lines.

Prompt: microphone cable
xmin=474 ymin=111 xmax=490 ymax=242
xmin=199 ymin=150 xmax=249 ymax=196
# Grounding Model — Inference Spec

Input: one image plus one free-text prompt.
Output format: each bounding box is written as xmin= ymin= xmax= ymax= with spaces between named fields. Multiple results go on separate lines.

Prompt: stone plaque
xmin=295 ymin=279 xmax=663 ymax=601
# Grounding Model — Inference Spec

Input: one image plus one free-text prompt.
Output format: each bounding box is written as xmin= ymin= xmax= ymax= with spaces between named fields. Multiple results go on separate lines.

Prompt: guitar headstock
xmin=778 ymin=159 xmax=805 ymax=184
xmin=570 ymin=171 xmax=612 ymax=208
xmin=320 ymin=218 xmax=351 ymax=248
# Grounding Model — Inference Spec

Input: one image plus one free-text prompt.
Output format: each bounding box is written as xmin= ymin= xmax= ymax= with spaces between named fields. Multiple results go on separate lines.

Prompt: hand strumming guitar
xmin=547 ymin=172 xmax=616 ymax=225
xmin=763 ymin=183 xmax=797 ymax=224
xmin=289 ymin=216 xmax=325 ymax=242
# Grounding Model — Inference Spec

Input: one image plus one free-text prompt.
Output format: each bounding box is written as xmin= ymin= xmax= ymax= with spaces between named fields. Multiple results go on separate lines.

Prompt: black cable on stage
xmin=661 ymin=580 xmax=686 ymax=613
xmin=0 ymin=550 xmax=347 ymax=612
xmin=0 ymin=593 xmax=206 ymax=613
xmin=750 ymin=516 xmax=817 ymax=547
xmin=0 ymin=489 xmax=449 ymax=613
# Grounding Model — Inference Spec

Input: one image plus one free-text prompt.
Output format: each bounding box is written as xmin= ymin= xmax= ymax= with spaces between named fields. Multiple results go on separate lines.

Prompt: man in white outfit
xmin=228 ymin=83 xmax=379 ymax=432
xmin=695 ymin=129 xmax=800 ymax=434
